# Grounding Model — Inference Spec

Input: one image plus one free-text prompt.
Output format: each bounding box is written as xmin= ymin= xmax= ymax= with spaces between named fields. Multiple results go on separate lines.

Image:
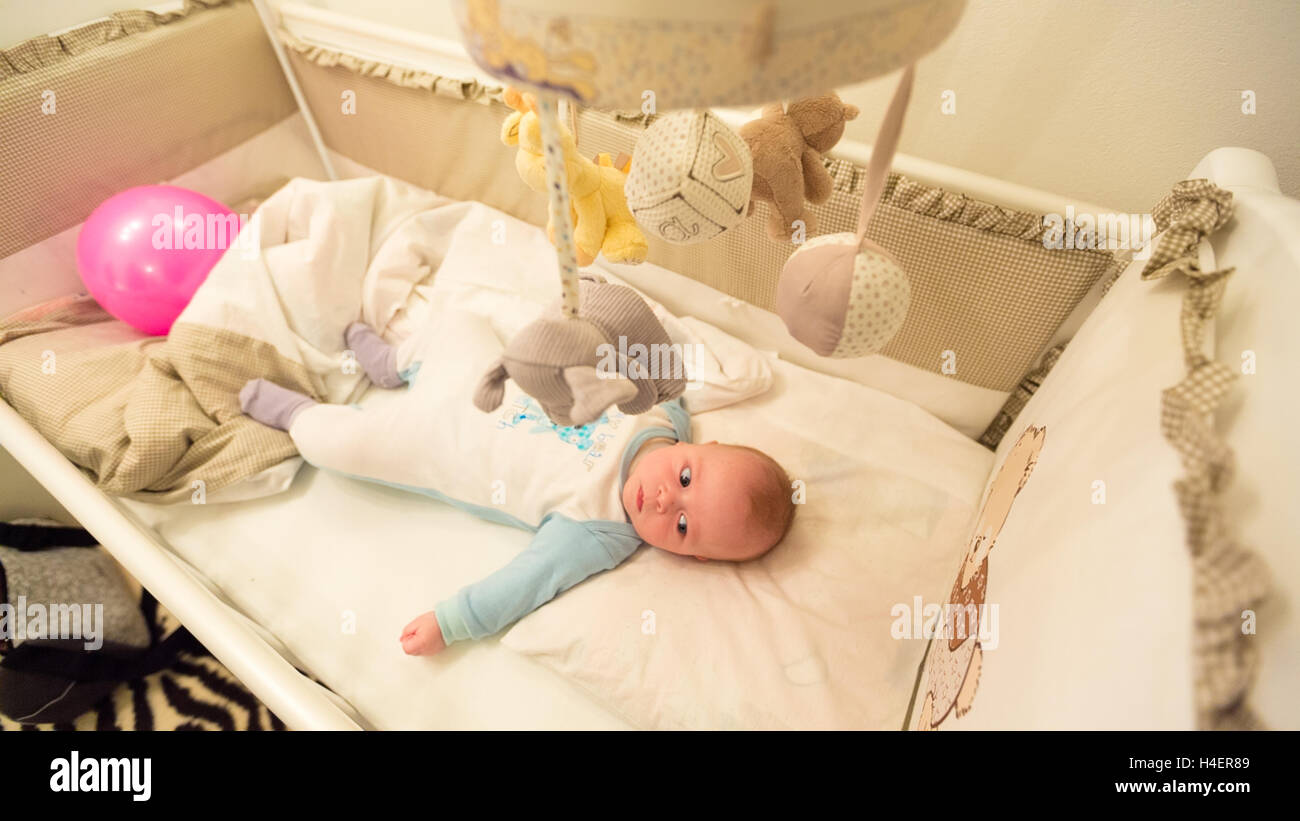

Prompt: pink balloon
xmin=76 ymin=185 xmax=240 ymax=336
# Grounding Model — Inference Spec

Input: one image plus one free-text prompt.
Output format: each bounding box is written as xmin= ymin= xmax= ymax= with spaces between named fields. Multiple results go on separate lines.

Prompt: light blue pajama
xmin=435 ymin=397 xmax=690 ymax=646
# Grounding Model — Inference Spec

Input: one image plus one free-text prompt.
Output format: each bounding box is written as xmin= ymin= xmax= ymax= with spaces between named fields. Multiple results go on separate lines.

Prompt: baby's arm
xmin=400 ymin=514 xmax=640 ymax=656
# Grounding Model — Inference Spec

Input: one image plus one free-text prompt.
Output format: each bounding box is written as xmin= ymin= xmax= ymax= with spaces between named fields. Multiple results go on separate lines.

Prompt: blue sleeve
xmin=434 ymin=514 xmax=643 ymax=645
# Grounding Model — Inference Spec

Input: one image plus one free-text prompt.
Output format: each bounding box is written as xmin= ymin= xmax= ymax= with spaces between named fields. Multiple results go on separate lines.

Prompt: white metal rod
xmin=251 ymin=0 xmax=339 ymax=181
xmin=0 ymin=399 xmax=362 ymax=731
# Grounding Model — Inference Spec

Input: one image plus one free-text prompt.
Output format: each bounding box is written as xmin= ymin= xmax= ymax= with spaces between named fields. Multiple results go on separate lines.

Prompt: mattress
xmin=115 ymin=354 xmax=992 ymax=729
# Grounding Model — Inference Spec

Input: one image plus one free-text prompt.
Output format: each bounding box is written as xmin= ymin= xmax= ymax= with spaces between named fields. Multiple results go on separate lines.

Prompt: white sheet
xmin=119 ymin=358 xmax=992 ymax=729
xmin=119 ymin=462 xmax=630 ymax=729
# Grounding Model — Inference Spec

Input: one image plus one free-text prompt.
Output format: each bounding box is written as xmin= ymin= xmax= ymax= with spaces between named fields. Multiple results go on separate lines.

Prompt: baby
xmin=239 ymin=317 xmax=795 ymax=657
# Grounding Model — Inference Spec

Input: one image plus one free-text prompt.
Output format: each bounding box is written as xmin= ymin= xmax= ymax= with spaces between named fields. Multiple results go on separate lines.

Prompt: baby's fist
xmin=400 ymin=611 xmax=447 ymax=656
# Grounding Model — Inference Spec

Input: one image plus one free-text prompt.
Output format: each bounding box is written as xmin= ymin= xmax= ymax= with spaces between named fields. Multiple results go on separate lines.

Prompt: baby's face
xmin=622 ymin=441 xmax=770 ymax=561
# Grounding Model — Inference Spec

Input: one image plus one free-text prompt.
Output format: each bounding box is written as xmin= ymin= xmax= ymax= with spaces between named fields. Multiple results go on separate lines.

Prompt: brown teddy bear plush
xmin=740 ymin=93 xmax=860 ymax=240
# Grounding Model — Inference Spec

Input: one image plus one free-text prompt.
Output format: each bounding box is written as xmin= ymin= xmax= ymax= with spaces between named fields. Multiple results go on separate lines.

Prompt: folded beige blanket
xmin=0 ymin=293 xmax=309 ymax=503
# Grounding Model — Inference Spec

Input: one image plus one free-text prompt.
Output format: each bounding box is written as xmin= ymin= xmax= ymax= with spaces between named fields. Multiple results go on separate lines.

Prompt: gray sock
xmin=239 ymin=379 xmax=317 ymax=431
xmin=345 ymin=321 xmax=405 ymax=388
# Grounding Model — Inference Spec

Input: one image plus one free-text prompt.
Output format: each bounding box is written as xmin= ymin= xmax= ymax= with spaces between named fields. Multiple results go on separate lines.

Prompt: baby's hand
xmin=400 ymin=611 xmax=447 ymax=656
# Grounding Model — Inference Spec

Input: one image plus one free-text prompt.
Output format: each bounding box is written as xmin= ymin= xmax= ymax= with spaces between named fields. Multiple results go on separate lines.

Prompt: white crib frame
xmin=0 ymin=2 xmax=1131 ymax=731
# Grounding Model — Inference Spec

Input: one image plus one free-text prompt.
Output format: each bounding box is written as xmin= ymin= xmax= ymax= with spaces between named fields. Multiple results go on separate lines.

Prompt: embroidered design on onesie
xmin=496 ymin=396 xmax=625 ymax=468
xmin=580 ymin=417 xmax=625 ymax=472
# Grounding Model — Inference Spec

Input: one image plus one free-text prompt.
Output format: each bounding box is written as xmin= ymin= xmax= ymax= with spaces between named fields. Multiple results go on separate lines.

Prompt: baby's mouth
xmin=636 ymin=486 xmax=644 ymax=512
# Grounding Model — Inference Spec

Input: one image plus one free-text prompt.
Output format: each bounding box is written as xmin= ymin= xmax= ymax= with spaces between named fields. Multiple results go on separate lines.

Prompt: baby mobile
xmin=452 ymin=0 xmax=960 ymax=424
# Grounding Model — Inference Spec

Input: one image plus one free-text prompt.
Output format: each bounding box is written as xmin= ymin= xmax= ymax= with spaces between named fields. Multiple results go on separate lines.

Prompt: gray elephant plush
xmin=473 ymin=275 xmax=686 ymax=427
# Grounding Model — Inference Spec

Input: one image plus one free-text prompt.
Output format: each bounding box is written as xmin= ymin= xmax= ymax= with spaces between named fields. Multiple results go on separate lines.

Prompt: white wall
xmin=840 ymin=0 xmax=1300 ymax=212
xmin=301 ymin=0 xmax=459 ymax=34
xmin=4 ymin=0 xmax=1296 ymax=211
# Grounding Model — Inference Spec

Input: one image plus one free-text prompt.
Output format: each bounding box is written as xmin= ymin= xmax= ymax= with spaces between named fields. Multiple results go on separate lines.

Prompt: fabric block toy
xmin=624 ymin=110 xmax=753 ymax=244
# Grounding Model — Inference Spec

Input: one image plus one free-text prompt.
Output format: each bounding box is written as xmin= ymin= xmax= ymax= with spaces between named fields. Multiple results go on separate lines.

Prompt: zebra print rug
xmin=0 ymin=601 xmax=286 ymax=732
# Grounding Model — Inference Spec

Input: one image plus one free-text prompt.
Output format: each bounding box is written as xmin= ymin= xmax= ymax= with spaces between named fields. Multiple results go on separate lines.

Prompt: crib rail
xmin=0 ymin=398 xmax=363 ymax=731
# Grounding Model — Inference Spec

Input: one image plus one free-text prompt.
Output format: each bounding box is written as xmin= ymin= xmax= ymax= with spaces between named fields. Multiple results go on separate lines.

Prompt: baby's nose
xmin=656 ymin=484 xmax=673 ymax=511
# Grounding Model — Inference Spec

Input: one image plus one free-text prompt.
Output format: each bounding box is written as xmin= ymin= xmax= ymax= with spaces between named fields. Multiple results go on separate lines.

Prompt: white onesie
xmin=286 ymin=308 xmax=692 ymax=645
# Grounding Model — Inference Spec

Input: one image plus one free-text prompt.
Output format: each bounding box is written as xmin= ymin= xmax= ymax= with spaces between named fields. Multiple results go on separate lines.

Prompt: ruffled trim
xmin=877 ymin=169 xmax=1044 ymax=241
xmin=0 ymin=0 xmax=233 ymax=80
xmin=276 ymin=29 xmax=506 ymax=104
xmin=1140 ymin=179 xmax=1271 ymax=730
xmin=831 ymin=158 xmax=1122 ymax=273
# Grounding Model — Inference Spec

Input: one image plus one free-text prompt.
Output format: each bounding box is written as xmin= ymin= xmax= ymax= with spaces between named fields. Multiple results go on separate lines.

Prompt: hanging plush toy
xmin=775 ymin=68 xmax=915 ymax=358
xmin=624 ymin=110 xmax=753 ymax=244
xmin=740 ymin=93 xmax=860 ymax=241
xmin=501 ymin=88 xmax=648 ymax=266
xmin=474 ymin=274 xmax=685 ymax=427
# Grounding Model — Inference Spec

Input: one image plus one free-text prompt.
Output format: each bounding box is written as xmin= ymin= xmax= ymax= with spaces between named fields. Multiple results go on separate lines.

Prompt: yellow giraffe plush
xmin=500 ymin=88 xmax=648 ymax=266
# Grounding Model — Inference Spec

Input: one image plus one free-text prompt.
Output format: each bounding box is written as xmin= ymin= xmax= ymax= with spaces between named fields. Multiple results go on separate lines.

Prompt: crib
xmin=0 ymin=0 xmax=1295 ymax=731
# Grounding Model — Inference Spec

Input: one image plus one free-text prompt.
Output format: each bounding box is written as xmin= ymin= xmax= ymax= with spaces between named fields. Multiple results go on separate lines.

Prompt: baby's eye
xmin=679 ymin=466 xmax=691 ymax=488
xmin=676 ymin=513 xmax=688 ymax=536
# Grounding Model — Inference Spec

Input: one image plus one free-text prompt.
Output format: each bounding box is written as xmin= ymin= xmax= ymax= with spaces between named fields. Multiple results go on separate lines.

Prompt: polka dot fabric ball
xmin=775 ymin=232 xmax=910 ymax=358
xmin=835 ymin=242 xmax=910 ymax=356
